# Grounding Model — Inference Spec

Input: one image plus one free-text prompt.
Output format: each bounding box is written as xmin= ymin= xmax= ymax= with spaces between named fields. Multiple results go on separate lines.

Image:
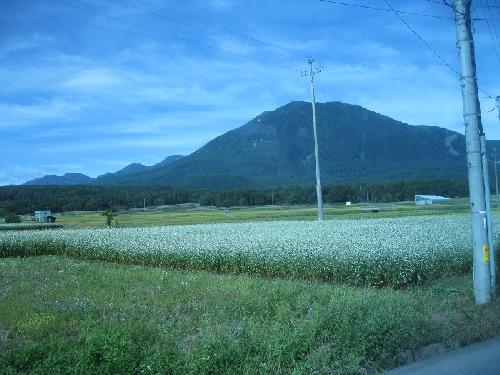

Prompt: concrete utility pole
xmin=497 ymin=96 xmax=500 ymax=122
xmin=453 ymin=0 xmax=492 ymax=304
xmin=481 ymin=136 xmax=496 ymax=297
xmin=494 ymin=148 xmax=499 ymax=209
xmin=302 ymin=58 xmax=324 ymax=221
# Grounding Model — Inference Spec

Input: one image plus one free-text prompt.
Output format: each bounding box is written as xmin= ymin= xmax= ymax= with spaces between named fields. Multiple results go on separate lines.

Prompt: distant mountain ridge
xmin=22 ymin=101 xmax=500 ymax=189
xmin=24 ymin=173 xmax=94 ymax=186
xmin=23 ymin=155 xmax=184 ymax=186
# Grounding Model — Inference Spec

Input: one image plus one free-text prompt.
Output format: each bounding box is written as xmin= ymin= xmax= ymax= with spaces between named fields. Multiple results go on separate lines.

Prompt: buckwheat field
xmin=0 ymin=214 xmax=494 ymax=287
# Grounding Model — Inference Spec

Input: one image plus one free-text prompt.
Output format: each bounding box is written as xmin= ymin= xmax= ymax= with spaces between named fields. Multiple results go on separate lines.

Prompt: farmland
xmin=1 ymin=204 xmax=499 ymax=374
xmin=54 ymin=200 xmax=472 ymax=229
xmin=0 ymin=215 xmax=481 ymax=287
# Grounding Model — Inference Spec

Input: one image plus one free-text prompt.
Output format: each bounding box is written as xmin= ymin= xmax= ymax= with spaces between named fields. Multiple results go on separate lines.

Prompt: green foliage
xmin=5 ymin=213 xmax=20 ymax=223
xmin=101 ymin=209 xmax=118 ymax=228
xmin=0 ymin=257 xmax=499 ymax=374
xmin=0 ymin=179 xmax=468 ymax=214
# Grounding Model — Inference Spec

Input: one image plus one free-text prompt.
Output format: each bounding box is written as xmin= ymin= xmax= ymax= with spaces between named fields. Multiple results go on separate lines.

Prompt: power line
xmin=383 ymin=1 xmax=458 ymax=74
xmin=475 ymin=3 xmax=500 ymax=8
xmin=478 ymin=0 xmax=500 ymax=65
xmin=49 ymin=0 xmax=375 ymax=104
xmin=319 ymin=0 xmax=498 ymax=21
xmin=51 ymin=0 xmax=298 ymax=72
xmin=424 ymin=0 xmax=450 ymax=5
xmin=128 ymin=0 xmax=301 ymax=60
xmin=318 ymin=0 xmax=455 ymax=20
xmin=111 ymin=0 xmax=304 ymax=65
xmin=383 ymin=0 xmax=495 ymax=99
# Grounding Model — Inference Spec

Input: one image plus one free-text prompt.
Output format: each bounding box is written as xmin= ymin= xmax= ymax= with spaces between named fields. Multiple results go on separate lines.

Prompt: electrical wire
xmin=478 ymin=0 xmax=500 ymax=65
xmin=318 ymin=0 xmax=455 ymax=20
xmin=127 ymin=0 xmax=301 ymax=60
xmin=51 ymin=0 xmax=300 ymax=72
xmin=104 ymin=0 xmax=305 ymax=67
xmin=424 ymin=0 xmax=450 ymax=5
xmin=383 ymin=0 xmax=495 ymax=99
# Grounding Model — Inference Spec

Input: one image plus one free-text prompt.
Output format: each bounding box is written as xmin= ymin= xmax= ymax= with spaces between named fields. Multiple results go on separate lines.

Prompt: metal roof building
xmin=415 ymin=195 xmax=450 ymax=205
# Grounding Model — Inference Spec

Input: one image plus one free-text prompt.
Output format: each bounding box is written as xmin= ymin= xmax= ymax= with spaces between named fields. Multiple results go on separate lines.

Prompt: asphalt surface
xmin=382 ymin=336 xmax=500 ymax=375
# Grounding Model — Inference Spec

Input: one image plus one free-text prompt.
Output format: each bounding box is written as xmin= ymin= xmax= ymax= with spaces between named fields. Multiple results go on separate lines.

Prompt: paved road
xmin=383 ymin=337 xmax=500 ymax=375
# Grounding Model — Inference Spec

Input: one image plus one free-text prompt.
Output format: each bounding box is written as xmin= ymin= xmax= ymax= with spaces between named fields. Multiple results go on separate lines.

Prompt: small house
xmin=35 ymin=210 xmax=52 ymax=222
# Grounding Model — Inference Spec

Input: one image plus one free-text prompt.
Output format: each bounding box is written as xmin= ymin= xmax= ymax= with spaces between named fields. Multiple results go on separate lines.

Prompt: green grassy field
xmin=55 ymin=200 xmax=472 ymax=229
xmin=1 ymin=200 xmax=499 ymax=374
xmin=0 ymin=256 xmax=499 ymax=375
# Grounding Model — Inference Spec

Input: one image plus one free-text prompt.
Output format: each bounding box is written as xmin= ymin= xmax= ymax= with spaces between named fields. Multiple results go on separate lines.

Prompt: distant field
xmin=54 ymin=200 xmax=473 ymax=229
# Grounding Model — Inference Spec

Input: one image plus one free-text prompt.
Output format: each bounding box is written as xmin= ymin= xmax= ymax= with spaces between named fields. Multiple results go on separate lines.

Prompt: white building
xmin=35 ymin=210 xmax=52 ymax=222
xmin=415 ymin=195 xmax=450 ymax=205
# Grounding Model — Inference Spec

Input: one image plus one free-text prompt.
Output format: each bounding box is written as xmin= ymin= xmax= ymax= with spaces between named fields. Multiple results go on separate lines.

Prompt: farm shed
xmin=414 ymin=195 xmax=450 ymax=205
xmin=35 ymin=210 xmax=52 ymax=222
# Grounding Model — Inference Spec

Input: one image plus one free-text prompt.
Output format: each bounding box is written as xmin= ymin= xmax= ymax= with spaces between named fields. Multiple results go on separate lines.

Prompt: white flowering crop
xmin=0 ymin=214 xmax=493 ymax=287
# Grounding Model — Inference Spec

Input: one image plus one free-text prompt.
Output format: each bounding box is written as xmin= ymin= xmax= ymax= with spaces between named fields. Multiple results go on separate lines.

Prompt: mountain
xmin=94 ymin=155 xmax=184 ymax=184
xmin=22 ymin=101 xmax=499 ymax=189
xmin=23 ymin=156 xmax=184 ymax=186
xmin=115 ymin=163 xmax=149 ymax=176
xmin=91 ymin=101 xmax=480 ymax=189
xmin=24 ymin=173 xmax=93 ymax=186
xmin=95 ymin=163 xmax=149 ymax=183
xmin=153 ymin=155 xmax=184 ymax=168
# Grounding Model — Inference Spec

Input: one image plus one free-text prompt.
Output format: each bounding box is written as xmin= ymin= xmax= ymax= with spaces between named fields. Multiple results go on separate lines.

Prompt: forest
xmin=0 ymin=179 xmax=468 ymax=215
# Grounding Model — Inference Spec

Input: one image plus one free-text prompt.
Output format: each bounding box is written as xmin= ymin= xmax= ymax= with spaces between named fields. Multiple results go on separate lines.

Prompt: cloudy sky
xmin=1 ymin=0 xmax=499 ymax=185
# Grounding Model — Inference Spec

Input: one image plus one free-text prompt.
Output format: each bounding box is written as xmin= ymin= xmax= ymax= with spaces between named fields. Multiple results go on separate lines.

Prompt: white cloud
xmin=0 ymin=98 xmax=86 ymax=128
xmin=0 ymin=33 xmax=54 ymax=59
xmin=1 ymin=0 xmax=498 ymax=184
xmin=61 ymin=68 xmax=126 ymax=90
xmin=206 ymin=0 xmax=234 ymax=11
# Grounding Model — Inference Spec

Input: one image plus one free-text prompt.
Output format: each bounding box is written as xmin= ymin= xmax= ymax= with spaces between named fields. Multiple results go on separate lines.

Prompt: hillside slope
xmin=95 ymin=101 xmax=469 ymax=188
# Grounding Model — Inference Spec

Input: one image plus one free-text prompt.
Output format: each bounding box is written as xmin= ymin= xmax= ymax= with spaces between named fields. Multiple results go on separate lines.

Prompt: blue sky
xmin=1 ymin=0 xmax=499 ymax=185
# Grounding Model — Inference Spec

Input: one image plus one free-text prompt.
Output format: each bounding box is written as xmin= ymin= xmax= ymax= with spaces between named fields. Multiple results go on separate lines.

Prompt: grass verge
xmin=1 ymin=256 xmax=499 ymax=375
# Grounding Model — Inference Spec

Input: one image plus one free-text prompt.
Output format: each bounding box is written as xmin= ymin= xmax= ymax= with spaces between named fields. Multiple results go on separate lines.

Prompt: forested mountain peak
xmin=23 ymin=101 xmax=495 ymax=189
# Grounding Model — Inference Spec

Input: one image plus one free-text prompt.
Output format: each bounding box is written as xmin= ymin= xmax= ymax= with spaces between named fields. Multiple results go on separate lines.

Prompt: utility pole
xmin=497 ymin=96 xmax=500 ymax=122
xmin=494 ymin=97 xmax=500 ymax=296
xmin=481 ymin=135 xmax=496 ymax=297
xmin=143 ymin=198 xmax=146 ymax=212
xmin=453 ymin=0 xmax=491 ymax=304
xmin=302 ymin=58 xmax=324 ymax=221
xmin=494 ymin=148 xmax=499 ymax=209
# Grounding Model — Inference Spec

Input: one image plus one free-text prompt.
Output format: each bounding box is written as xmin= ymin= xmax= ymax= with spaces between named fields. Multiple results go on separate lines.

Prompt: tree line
xmin=0 ymin=180 xmax=468 ymax=215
